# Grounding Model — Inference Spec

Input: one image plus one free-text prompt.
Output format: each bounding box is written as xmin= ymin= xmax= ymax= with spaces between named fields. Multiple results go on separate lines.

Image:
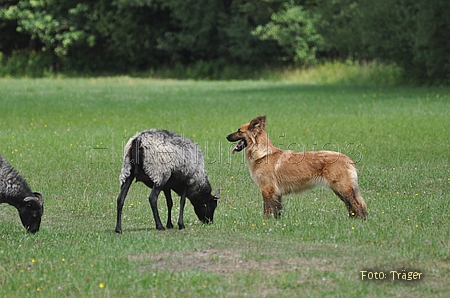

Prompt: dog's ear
xmin=249 ymin=116 xmax=266 ymax=131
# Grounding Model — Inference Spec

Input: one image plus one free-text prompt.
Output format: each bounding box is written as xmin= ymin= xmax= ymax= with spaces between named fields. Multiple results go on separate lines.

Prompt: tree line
xmin=1 ymin=0 xmax=449 ymax=84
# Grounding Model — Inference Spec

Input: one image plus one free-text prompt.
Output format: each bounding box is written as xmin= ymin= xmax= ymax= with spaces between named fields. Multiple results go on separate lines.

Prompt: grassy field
xmin=0 ymin=78 xmax=449 ymax=297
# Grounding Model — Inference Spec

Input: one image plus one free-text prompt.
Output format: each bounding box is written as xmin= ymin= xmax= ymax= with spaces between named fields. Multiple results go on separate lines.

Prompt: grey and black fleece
xmin=0 ymin=155 xmax=44 ymax=233
xmin=115 ymin=129 xmax=219 ymax=233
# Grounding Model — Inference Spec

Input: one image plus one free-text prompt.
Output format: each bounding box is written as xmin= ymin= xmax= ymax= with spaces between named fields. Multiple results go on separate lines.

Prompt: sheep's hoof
xmin=156 ymin=226 xmax=165 ymax=231
xmin=166 ymin=223 xmax=174 ymax=229
xmin=115 ymin=229 xmax=122 ymax=234
xmin=178 ymin=224 xmax=185 ymax=230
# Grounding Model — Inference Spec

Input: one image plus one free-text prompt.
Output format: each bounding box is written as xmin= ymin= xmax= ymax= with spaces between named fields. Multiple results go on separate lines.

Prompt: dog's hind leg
xmin=326 ymin=166 xmax=367 ymax=219
xmin=331 ymin=186 xmax=367 ymax=219
xmin=332 ymin=189 xmax=354 ymax=216
xmin=351 ymin=185 xmax=367 ymax=219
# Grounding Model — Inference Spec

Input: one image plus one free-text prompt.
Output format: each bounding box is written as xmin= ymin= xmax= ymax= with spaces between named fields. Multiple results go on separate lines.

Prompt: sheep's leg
xmin=177 ymin=188 xmax=187 ymax=230
xmin=163 ymin=189 xmax=174 ymax=229
xmin=149 ymin=187 xmax=165 ymax=230
xmin=115 ymin=175 xmax=134 ymax=233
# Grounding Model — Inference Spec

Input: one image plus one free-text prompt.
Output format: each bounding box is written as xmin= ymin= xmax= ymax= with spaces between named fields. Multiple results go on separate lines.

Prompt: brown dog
xmin=226 ymin=116 xmax=367 ymax=219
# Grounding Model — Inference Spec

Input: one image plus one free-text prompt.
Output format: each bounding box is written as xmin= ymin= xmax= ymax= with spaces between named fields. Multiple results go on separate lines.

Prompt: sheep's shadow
xmin=110 ymin=227 xmax=185 ymax=234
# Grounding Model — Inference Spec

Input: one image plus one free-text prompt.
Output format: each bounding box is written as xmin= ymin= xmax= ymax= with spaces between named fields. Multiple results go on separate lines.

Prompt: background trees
xmin=1 ymin=0 xmax=449 ymax=84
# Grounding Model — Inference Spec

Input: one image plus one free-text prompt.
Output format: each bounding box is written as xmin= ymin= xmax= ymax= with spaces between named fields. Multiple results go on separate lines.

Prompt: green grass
xmin=0 ymin=78 xmax=449 ymax=297
xmin=268 ymin=60 xmax=404 ymax=86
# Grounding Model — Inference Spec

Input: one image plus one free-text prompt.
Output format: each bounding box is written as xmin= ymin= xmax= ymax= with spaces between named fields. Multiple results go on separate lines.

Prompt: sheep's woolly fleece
xmin=120 ymin=129 xmax=209 ymax=191
xmin=0 ymin=155 xmax=33 ymax=202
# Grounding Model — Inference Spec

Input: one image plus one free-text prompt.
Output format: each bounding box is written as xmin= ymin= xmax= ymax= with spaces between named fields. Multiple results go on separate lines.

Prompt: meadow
xmin=0 ymin=77 xmax=449 ymax=297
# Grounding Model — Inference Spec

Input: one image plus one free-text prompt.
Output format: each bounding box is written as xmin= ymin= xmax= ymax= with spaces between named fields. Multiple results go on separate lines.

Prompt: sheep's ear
xmin=24 ymin=193 xmax=43 ymax=207
xmin=24 ymin=196 xmax=41 ymax=208
xmin=214 ymin=188 xmax=220 ymax=200
xmin=33 ymin=192 xmax=44 ymax=205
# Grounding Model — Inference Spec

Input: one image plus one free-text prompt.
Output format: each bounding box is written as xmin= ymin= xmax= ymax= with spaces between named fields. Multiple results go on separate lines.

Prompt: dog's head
xmin=226 ymin=116 xmax=266 ymax=154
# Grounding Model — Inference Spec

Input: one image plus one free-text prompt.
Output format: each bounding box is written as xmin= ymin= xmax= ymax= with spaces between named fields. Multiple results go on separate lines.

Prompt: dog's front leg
xmin=261 ymin=186 xmax=283 ymax=218
xmin=263 ymin=198 xmax=272 ymax=218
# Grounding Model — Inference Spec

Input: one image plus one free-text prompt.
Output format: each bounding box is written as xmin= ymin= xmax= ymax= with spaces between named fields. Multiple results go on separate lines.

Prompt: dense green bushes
xmin=1 ymin=0 xmax=449 ymax=84
xmin=0 ymin=50 xmax=54 ymax=77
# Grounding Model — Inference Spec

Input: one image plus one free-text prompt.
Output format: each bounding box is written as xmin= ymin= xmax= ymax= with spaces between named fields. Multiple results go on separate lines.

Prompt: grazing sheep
xmin=115 ymin=129 xmax=219 ymax=232
xmin=0 ymin=155 xmax=44 ymax=233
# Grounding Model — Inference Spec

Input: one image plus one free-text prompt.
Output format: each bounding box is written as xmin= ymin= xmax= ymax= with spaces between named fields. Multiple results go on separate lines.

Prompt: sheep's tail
xmin=119 ymin=133 xmax=140 ymax=186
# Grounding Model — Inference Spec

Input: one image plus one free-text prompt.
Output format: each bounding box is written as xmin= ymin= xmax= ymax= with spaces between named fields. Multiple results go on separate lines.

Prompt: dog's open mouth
xmin=232 ymin=140 xmax=246 ymax=155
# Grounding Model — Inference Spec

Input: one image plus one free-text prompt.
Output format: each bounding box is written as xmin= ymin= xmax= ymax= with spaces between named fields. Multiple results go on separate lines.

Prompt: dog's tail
xmin=349 ymin=166 xmax=367 ymax=219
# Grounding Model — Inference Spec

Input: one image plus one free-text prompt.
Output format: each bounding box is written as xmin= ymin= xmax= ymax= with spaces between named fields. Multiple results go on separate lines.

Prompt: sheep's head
xmin=193 ymin=189 xmax=220 ymax=224
xmin=18 ymin=192 xmax=44 ymax=233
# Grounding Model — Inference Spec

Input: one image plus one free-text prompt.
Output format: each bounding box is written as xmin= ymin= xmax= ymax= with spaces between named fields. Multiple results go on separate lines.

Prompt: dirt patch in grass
xmin=128 ymin=248 xmax=338 ymax=275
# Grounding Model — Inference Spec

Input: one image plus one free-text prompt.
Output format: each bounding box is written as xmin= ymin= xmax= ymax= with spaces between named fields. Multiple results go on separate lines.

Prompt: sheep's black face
xmin=19 ymin=206 xmax=43 ymax=233
xmin=192 ymin=189 xmax=219 ymax=224
xmin=193 ymin=198 xmax=218 ymax=224
xmin=18 ymin=193 xmax=44 ymax=233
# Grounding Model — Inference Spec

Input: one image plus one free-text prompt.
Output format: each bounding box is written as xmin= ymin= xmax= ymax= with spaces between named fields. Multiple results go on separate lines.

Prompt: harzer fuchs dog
xmin=226 ymin=116 xmax=367 ymax=219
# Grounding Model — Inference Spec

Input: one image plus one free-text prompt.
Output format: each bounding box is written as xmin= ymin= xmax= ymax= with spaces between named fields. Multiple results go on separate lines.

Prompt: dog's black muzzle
xmin=226 ymin=133 xmax=247 ymax=154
